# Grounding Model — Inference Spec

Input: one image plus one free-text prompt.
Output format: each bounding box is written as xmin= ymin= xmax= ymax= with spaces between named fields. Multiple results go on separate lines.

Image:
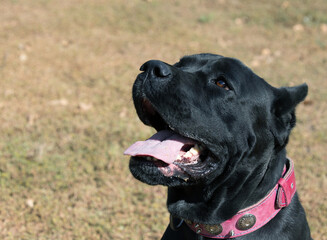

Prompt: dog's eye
xmin=215 ymin=76 xmax=230 ymax=90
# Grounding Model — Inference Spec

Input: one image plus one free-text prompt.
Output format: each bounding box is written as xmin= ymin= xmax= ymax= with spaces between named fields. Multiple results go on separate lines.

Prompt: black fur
xmin=128 ymin=54 xmax=312 ymax=239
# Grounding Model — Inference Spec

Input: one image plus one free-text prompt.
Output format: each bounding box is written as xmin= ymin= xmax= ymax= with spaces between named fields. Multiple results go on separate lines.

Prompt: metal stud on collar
xmin=203 ymin=224 xmax=223 ymax=235
xmin=236 ymin=214 xmax=256 ymax=230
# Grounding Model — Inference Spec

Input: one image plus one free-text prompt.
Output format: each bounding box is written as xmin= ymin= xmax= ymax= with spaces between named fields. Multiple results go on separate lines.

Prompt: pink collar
xmin=184 ymin=158 xmax=296 ymax=239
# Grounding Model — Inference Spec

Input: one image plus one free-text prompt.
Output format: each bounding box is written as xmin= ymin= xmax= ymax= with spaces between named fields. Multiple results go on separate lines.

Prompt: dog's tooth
xmin=184 ymin=151 xmax=192 ymax=158
xmin=189 ymin=147 xmax=199 ymax=155
xmin=194 ymin=144 xmax=201 ymax=152
xmin=181 ymin=176 xmax=189 ymax=182
xmin=176 ymin=155 xmax=182 ymax=161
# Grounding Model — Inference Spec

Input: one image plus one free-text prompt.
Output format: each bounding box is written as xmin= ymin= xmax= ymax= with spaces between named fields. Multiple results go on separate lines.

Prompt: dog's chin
xmin=129 ymin=157 xmax=186 ymax=187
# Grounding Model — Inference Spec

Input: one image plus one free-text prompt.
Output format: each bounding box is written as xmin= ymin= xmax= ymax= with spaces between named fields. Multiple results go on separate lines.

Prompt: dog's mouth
xmin=124 ymin=99 xmax=214 ymax=182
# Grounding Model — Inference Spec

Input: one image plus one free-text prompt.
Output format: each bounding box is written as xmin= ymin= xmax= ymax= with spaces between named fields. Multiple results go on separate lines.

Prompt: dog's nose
xmin=140 ymin=60 xmax=171 ymax=78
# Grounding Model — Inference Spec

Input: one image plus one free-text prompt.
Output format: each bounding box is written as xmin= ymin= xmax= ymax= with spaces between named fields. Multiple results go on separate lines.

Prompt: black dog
xmin=124 ymin=54 xmax=312 ymax=239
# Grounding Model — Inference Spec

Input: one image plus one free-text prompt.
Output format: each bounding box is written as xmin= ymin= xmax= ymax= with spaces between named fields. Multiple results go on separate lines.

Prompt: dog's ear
xmin=272 ymin=83 xmax=308 ymax=146
xmin=274 ymin=83 xmax=308 ymax=116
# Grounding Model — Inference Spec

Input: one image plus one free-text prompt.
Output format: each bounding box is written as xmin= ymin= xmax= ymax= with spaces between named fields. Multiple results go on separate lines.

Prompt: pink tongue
xmin=124 ymin=130 xmax=196 ymax=164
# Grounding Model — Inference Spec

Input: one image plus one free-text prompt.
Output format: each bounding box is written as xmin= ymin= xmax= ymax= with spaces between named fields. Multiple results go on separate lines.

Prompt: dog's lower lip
xmin=137 ymin=147 xmax=211 ymax=180
xmin=176 ymin=154 xmax=215 ymax=178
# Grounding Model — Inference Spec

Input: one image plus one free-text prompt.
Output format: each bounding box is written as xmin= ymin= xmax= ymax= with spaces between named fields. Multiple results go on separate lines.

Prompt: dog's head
xmin=125 ymin=54 xmax=307 ymax=188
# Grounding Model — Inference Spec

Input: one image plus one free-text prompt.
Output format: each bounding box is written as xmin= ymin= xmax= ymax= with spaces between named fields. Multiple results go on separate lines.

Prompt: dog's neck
xmin=167 ymin=150 xmax=287 ymax=225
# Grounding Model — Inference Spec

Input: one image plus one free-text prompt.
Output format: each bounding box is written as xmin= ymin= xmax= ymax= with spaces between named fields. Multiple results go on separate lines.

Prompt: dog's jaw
xmin=127 ymin=87 xmax=223 ymax=186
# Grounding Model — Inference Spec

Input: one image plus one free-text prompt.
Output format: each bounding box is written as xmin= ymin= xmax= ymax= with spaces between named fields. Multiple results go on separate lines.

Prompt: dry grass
xmin=0 ymin=0 xmax=326 ymax=239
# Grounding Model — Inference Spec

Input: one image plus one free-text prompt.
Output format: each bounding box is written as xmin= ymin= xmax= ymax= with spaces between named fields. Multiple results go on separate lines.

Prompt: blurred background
xmin=0 ymin=0 xmax=326 ymax=239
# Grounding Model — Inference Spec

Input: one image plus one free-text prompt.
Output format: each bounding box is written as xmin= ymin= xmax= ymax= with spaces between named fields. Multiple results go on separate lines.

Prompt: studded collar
xmin=171 ymin=158 xmax=296 ymax=239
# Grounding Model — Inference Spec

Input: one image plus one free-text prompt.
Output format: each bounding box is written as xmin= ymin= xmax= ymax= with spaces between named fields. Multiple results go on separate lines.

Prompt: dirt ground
xmin=0 ymin=0 xmax=326 ymax=239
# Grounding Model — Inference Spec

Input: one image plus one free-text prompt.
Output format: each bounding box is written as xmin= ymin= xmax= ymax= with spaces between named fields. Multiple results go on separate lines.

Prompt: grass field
xmin=0 ymin=0 xmax=326 ymax=239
